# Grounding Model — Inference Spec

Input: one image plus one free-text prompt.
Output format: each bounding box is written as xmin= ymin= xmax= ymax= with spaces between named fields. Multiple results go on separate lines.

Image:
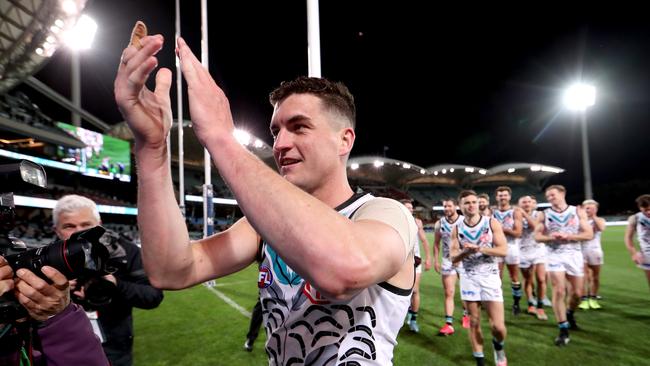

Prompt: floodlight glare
xmin=233 ymin=129 xmax=251 ymax=146
xmin=61 ymin=0 xmax=78 ymax=15
xmin=64 ymin=15 xmax=97 ymax=50
xmin=350 ymin=163 xmax=359 ymax=170
xmin=563 ymin=83 xmax=596 ymax=111
xmin=373 ymin=160 xmax=384 ymax=168
xmin=403 ymin=163 xmax=411 ymax=169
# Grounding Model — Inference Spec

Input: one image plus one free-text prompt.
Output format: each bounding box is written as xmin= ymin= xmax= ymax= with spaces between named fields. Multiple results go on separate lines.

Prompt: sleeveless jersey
xmin=636 ymin=212 xmax=650 ymax=257
xmin=456 ymin=216 xmax=497 ymax=275
xmin=544 ymin=206 xmax=581 ymax=253
xmin=493 ymin=208 xmax=516 ymax=242
xmin=439 ymin=215 xmax=463 ymax=260
xmin=258 ymin=193 xmax=413 ymax=365
xmin=582 ymin=218 xmax=602 ymax=251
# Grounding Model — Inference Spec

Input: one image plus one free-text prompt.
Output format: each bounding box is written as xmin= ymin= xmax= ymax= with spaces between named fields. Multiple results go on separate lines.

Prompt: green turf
xmin=133 ymin=226 xmax=650 ymax=365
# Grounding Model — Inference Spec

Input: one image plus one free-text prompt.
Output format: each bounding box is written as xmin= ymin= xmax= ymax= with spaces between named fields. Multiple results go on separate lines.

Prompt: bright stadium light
xmin=350 ymin=163 xmax=359 ymax=170
xmin=450 ymin=168 xmax=455 ymax=173
xmin=563 ymin=82 xmax=597 ymax=199
xmin=420 ymin=169 xmax=426 ymax=174
xmin=64 ymin=15 xmax=97 ymax=51
xmin=563 ymin=83 xmax=596 ymax=111
xmin=403 ymin=163 xmax=411 ymax=169
xmin=234 ymin=129 xmax=252 ymax=146
xmin=373 ymin=160 xmax=384 ymax=168
xmin=507 ymin=168 xmax=515 ymax=173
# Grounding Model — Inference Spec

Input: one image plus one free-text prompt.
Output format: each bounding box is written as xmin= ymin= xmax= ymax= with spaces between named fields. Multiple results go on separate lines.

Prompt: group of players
xmin=403 ymin=186 xmax=650 ymax=366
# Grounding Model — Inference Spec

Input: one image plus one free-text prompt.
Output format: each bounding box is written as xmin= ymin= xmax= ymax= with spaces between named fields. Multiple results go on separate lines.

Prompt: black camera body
xmin=0 ymin=160 xmax=110 ymax=324
xmin=72 ymin=229 xmax=128 ymax=309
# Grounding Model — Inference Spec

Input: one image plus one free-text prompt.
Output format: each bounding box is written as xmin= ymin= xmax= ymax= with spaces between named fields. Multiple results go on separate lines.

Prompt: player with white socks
xmin=451 ymin=190 xmax=508 ymax=366
xmin=434 ymin=198 xmax=468 ymax=335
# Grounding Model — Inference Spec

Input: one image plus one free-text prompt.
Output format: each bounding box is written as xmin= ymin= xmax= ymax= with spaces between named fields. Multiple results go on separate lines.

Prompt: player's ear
xmin=339 ymin=127 xmax=355 ymax=156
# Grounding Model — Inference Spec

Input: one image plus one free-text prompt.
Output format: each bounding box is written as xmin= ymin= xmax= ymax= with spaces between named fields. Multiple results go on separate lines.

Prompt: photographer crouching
xmin=52 ymin=195 xmax=163 ymax=366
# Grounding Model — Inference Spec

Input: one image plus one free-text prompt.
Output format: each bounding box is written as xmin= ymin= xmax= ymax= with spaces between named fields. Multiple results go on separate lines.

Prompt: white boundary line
xmin=205 ymin=285 xmax=252 ymax=318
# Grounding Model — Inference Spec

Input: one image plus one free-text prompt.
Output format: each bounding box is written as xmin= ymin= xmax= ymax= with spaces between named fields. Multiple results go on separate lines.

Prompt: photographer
xmin=0 ymin=256 xmax=109 ymax=365
xmin=53 ymin=195 xmax=163 ymax=366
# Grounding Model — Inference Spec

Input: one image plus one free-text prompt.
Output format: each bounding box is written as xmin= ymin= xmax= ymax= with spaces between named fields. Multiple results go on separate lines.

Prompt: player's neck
xmin=552 ymin=202 xmax=568 ymax=211
xmin=498 ymin=203 xmax=511 ymax=211
xmin=447 ymin=212 xmax=459 ymax=221
xmin=465 ymin=213 xmax=481 ymax=225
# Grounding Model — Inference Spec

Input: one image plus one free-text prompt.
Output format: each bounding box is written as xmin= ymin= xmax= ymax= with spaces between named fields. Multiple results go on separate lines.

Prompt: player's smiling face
xmin=270 ymin=94 xmax=350 ymax=193
xmin=496 ymin=190 xmax=511 ymax=205
xmin=443 ymin=200 xmax=456 ymax=217
xmin=461 ymin=195 xmax=479 ymax=216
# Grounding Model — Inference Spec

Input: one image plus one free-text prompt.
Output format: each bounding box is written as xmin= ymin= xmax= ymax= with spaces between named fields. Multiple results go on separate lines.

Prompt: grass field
xmin=133 ymin=226 xmax=650 ymax=365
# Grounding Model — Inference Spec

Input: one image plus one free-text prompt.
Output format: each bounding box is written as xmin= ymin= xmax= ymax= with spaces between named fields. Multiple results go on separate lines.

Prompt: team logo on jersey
xmin=258 ymin=265 xmax=273 ymax=288
xmin=303 ymin=282 xmax=330 ymax=304
xmin=266 ymin=245 xmax=302 ymax=286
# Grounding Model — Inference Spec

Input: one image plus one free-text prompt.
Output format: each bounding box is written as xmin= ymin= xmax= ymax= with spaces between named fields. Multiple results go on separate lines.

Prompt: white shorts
xmin=547 ymin=250 xmax=584 ymax=276
xmin=460 ymin=272 xmax=503 ymax=302
xmin=496 ymin=242 xmax=520 ymax=265
xmin=582 ymin=247 xmax=604 ymax=266
xmin=441 ymin=258 xmax=462 ymax=276
xmin=519 ymin=245 xmax=547 ymax=269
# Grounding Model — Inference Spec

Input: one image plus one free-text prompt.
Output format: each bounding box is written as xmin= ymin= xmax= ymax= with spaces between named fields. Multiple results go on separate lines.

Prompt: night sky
xmin=15 ymin=1 xmax=650 ymax=208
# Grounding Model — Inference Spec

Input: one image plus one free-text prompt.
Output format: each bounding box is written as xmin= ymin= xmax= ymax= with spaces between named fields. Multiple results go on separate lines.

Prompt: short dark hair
xmin=399 ymin=198 xmax=413 ymax=205
xmin=495 ymin=186 xmax=512 ymax=195
xmin=545 ymin=184 xmax=566 ymax=193
xmin=478 ymin=193 xmax=490 ymax=201
xmin=442 ymin=198 xmax=458 ymax=205
xmin=269 ymin=76 xmax=356 ymax=129
xmin=459 ymin=190 xmax=478 ymax=201
xmin=636 ymin=194 xmax=650 ymax=208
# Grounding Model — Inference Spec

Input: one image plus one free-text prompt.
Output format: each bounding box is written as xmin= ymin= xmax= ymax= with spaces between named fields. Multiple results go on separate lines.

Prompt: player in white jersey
xmin=534 ymin=185 xmax=593 ymax=346
xmin=116 ymin=50 xmax=419 ymax=366
xmin=401 ymin=199 xmax=432 ymax=333
xmin=624 ymin=194 xmax=650 ymax=291
xmin=451 ymin=190 xmax=508 ymax=366
xmin=517 ymin=195 xmax=548 ymax=320
xmin=433 ymin=198 xmax=468 ymax=335
xmin=478 ymin=193 xmax=493 ymax=217
xmin=578 ymin=199 xmax=607 ymax=310
xmin=493 ymin=186 xmax=524 ymax=316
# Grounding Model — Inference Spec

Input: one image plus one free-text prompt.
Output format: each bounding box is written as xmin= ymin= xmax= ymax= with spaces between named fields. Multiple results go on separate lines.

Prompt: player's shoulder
xmin=628 ymin=214 xmax=638 ymax=224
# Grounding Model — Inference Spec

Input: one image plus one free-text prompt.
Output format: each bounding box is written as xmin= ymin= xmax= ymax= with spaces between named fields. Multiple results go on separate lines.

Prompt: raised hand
xmin=176 ymin=37 xmax=235 ymax=148
xmin=114 ymin=34 xmax=172 ymax=150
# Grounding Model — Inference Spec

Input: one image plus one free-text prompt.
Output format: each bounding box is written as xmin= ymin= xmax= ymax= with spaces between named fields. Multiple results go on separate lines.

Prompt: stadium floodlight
xmin=350 ymin=163 xmax=359 ymax=170
xmin=442 ymin=169 xmax=447 ymax=174
xmin=64 ymin=15 xmax=97 ymax=51
xmin=478 ymin=169 xmax=487 ymax=175
xmin=563 ymin=82 xmax=597 ymax=199
xmin=465 ymin=167 xmax=474 ymax=173
xmin=403 ymin=163 xmax=411 ymax=169
xmin=507 ymin=168 xmax=515 ymax=173
xmin=373 ymin=160 xmax=384 ymax=168
xmin=449 ymin=168 xmax=455 ymax=173
xmin=63 ymin=14 xmax=97 ymax=126
xmin=563 ymin=83 xmax=596 ymax=111
xmin=61 ymin=0 xmax=78 ymax=15
xmin=420 ymin=169 xmax=426 ymax=174
xmin=233 ymin=129 xmax=252 ymax=146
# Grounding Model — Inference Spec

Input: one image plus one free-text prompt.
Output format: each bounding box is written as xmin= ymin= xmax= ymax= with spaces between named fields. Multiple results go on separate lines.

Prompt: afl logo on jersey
xmin=258 ymin=265 xmax=273 ymax=288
